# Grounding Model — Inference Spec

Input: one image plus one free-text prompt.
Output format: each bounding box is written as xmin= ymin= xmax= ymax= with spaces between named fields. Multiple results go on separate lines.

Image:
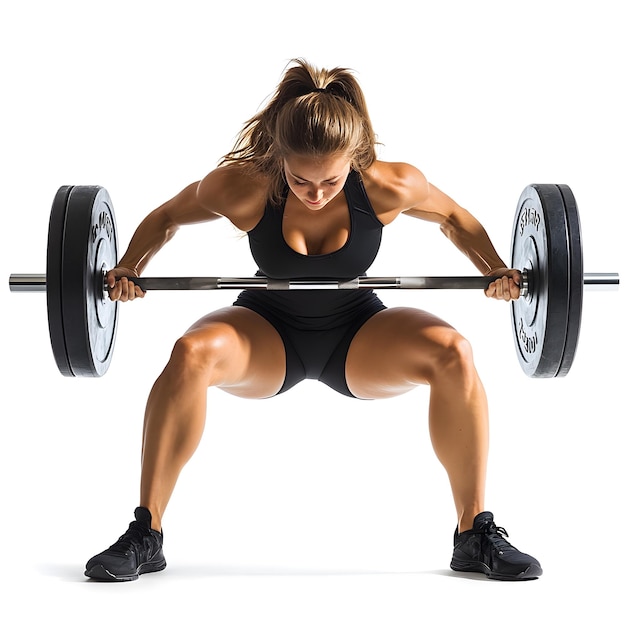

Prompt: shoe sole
xmin=450 ymin=559 xmax=542 ymax=581
xmin=85 ymin=558 xmax=167 ymax=582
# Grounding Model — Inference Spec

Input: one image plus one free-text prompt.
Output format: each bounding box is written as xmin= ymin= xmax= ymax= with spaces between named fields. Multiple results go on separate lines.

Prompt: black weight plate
xmin=555 ymin=184 xmax=583 ymax=376
xmin=46 ymin=185 xmax=74 ymax=376
xmin=57 ymin=186 xmax=119 ymax=376
xmin=510 ymin=184 xmax=571 ymax=377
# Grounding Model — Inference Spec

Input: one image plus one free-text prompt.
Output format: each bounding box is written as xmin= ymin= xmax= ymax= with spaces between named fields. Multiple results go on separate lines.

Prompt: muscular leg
xmin=345 ymin=307 xmax=489 ymax=533
xmin=140 ymin=306 xmax=286 ymax=530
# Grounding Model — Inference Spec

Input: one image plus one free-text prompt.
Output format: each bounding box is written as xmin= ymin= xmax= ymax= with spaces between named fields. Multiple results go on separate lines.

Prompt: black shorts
xmin=233 ymin=289 xmax=386 ymax=397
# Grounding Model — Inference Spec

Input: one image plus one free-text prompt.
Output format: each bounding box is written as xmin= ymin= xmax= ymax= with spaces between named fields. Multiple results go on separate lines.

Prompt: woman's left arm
xmin=402 ymin=175 xmax=521 ymax=301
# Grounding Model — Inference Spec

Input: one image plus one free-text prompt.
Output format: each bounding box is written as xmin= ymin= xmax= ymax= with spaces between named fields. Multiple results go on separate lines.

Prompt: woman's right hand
xmin=106 ymin=267 xmax=145 ymax=302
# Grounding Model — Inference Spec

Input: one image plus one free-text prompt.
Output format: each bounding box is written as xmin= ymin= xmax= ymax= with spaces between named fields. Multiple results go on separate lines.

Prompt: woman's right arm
xmin=107 ymin=179 xmax=220 ymax=301
xmin=107 ymin=166 xmax=268 ymax=301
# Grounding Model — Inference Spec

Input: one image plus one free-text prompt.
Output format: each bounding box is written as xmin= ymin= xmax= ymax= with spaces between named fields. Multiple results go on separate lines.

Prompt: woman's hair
xmin=220 ymin=58 xmax=378 ymax=203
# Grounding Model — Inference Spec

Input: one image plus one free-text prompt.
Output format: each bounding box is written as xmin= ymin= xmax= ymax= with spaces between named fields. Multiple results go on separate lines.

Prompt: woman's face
xmin=283 ymin=153 xmax=351 ymax=211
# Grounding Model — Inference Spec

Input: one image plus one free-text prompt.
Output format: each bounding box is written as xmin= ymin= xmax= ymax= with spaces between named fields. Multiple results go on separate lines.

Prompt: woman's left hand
xmin=484 ymin=268 xmax=522 ymax=301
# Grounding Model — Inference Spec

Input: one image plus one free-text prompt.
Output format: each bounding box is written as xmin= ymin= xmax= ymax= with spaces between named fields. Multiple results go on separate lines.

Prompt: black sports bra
xmin=247 ymin=170 xmax=384 ymax=280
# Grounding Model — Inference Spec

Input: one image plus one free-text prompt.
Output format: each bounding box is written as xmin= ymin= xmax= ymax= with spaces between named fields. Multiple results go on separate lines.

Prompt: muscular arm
xmin=368 ymin=161 xmax=519 ymax=300
xmin=116 ymin=166 xmax=267 ymax=274
xmin=108 ymin=165 xmax=267 ymax=300
xmin=116 ymin=181 xmax=219 ymax=276
xmin=405 ymin=183 xmax=509 ymax=276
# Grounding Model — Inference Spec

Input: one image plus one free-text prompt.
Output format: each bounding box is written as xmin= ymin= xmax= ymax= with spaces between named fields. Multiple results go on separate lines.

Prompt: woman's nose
xmin=308 ymin=187 xmax=323 ymax=200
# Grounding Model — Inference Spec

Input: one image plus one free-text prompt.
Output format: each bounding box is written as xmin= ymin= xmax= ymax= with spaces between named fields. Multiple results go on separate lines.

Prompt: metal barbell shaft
xmin=9 ymin=274 xmax=48 ymax=292
xmin=8 ymin=272 xmax=620 ymax=292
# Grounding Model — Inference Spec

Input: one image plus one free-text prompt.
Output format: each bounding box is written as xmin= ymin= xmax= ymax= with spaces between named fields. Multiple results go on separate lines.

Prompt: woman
xmin=85 ymin=59 xmax=541 ymax=582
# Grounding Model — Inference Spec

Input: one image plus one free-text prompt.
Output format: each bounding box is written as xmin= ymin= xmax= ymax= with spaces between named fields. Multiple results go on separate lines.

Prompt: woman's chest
xmin=281 ymin=193 xmax=351 ymax=255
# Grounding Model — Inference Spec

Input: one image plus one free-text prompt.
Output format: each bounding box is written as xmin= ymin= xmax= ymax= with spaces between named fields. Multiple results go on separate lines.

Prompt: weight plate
xmin=47 ymin=186 xmax=74 ymax=376
xmin=555 ymin=184 xmax=583 ymax=376
xmin=48 ymin=186 xmax=119 ymax=376
xmin=510 ymin=184 xmax=572 ymax=377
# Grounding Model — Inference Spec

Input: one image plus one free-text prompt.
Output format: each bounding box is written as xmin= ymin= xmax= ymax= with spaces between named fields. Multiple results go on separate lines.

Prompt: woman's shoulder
xmin=360 ymin=160 xmax=429 ymax=222
xmin=197 ymin=163 xmax=272 ymax=231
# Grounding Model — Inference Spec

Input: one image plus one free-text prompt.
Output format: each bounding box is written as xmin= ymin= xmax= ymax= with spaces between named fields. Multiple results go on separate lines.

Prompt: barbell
xmin=8 ymin=183 xmax=619 ymax=379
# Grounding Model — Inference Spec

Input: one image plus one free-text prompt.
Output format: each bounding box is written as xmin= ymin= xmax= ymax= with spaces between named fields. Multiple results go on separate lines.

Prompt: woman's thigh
xmin=345 ymin=306 xmax=462 ymax=399
xmin=179 ymin=305 xmax=286 ymax=399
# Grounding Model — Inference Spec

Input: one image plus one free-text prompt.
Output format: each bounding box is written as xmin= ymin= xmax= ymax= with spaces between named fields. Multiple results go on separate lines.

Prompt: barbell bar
xmin=9 ymin=272 xmax=619 ymax=292
xmin=7 ymin=183 xmax=620 ymax=379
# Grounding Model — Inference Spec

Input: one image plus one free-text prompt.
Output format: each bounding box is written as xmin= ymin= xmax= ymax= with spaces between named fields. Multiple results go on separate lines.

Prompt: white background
xmin=1 ymin=1 xmax=624 ymax=624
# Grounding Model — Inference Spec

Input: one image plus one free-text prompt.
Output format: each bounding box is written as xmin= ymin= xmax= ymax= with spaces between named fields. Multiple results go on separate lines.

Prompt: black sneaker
xmin=450 ymin=511 xmax=542 ymax=580
xmin=85 ymin=507 xmax=166 ymax=582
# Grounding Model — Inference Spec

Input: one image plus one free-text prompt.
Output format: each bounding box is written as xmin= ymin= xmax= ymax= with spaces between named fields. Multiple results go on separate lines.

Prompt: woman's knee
xmin=168 ymin=323 xmax=242 ymax=376
xmin=429 ymin=330 xmax=476 ymax=381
